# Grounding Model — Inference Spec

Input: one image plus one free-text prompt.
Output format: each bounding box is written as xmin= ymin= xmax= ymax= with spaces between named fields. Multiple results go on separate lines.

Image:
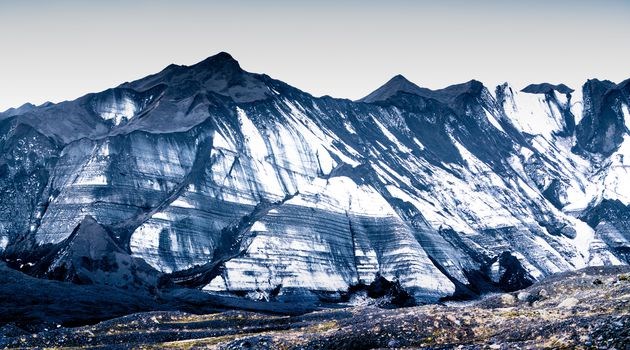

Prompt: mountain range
xmin=1 ymin=52 xmax=629 ymax=308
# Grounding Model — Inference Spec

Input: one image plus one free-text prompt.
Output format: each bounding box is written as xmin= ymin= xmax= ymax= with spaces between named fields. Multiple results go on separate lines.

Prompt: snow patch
xmin=316 ymin=146 xmax=335 ymax=175
xmin=344 ymin=121 xmax=357 ymax=134
xmin=250 ymin=221 xmax=267 ymax=232
xmin=622 ymin=103 xmax=630 ymax=131
xmin=568 ymin=217 xmax=594 ymax=267
xmin=0 ymin=236 xmax=8 ymax=251
xmin=483 ymin=108 xmax=505 ymax=133
xmin=372 ymin=117 xmax=412 ymax=153
xmin=601 ymin=135 xmax=630 ymax=204
xmin=413 ymin=137 xmax=425 ymax=150
xmin=171 ymin=197 xmax=195 ymax=209
xmin=75 ymin=174 xmax=108 ymax=186
xmin=151 ymin=211 xmax=172 ymax=221
xmin=99 ymin=142 xmax=110 ymax=157
xmin=99 ymin=97 xmax=137 ymax=125
xmin=502 ymin=87 xmax=565 ymax=136
xmin=570 ymin=88 xmax=584 ymax=124
xmin=237 ymin=107 xmax=268 ymax=160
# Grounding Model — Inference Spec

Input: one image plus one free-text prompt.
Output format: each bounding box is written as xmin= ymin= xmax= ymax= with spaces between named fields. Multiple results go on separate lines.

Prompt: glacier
xmin=0 ymin=52 xmax=629 ymax=305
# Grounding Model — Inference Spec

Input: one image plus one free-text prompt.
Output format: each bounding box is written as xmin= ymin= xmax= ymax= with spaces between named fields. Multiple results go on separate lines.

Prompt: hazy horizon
xmin=1 ymin=0 xmax=629 ymax=111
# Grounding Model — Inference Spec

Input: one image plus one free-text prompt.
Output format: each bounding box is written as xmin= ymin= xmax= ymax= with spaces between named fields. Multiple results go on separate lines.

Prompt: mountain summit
xmin=359 ymin=75 xmax=487 ymax=107
xmin=121 ymin=51 xmax=272 ymax=103
xmin=522 ymin=83 xmax=574 ymax=95
xmin=358 ymin=74 xmax=434 ymax=103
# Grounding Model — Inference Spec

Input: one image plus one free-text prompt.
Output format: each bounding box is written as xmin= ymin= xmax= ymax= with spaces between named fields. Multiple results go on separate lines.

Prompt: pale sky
xmin=1 ymin=0 xmax=629 ymax=111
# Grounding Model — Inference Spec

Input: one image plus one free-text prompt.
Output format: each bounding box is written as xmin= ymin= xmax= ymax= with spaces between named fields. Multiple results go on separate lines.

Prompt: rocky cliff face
xmin=1 ymin=52 xmax=629 ymax=304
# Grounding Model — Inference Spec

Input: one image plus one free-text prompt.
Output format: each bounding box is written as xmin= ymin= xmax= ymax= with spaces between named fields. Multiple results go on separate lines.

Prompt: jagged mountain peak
xmin=431 ymin=79 xmax=485 ymax=99
xmin=14 ymin=102 xmax=36 ymax=111
xmin=583 ymin=78 xmax=630 ymax=98
xmin=618 ymin=78 xmax=630 ymax=90
xmin=575 ymin=77 xmax=630 ymax=156
xmin=0 ymin=102 xmax=37 ymax=118
xmin=183 ymin=51 xmax=245 ymax=80
xmin=360 ymin=76 xmax=488 ymax=106
xmin=193 ymin=51 xmax=240 ymax=69
xmin=585 ymin=78 xmax=616 ymax=87
xmin=121 ymin=51 xmax=271 ymax=104
xmin=135 ymin=51 xmax=242 ymax=80
xmin=522 ymin=83 xmax=574 ymax=95
xmin=358 ymin=74 xmax=432 ymax=103
xmin=1 ymin=52 xmax=278 ymax=143
xmin=388 ymin=74 xmax=416 ymax=86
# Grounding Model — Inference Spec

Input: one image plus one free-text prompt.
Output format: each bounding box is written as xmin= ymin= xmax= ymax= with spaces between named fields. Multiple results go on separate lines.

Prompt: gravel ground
xmin=1 ymin=266 xmax=629 ymax=349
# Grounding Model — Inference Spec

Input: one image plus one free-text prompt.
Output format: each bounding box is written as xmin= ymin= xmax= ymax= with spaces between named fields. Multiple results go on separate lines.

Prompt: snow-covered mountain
xmin=1 ymin=52 xmax=629 ymax=304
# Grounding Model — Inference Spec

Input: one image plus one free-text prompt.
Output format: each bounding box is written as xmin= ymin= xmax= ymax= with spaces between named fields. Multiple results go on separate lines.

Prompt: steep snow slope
xmin=0 ymin=52 xmax=628 ymax=305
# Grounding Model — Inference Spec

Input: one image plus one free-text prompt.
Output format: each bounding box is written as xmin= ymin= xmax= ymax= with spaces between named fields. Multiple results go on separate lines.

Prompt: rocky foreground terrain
xmin=1 ymin=265 xmax=628 ymax=349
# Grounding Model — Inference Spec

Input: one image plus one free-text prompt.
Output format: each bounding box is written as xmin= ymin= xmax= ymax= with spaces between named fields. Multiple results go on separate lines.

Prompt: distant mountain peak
xmin=0 ymin=102 xmax=37 ymax=117
xmin=387 ymin=74 xmax=423 ymax=90
xmin=193 ymin=51 xmax=242 ymax=72
xmin=390 ymin=74 xmax=413 ymax=83
xmin=118 ymin=51 xmax=271 ymax=103
xmin=360 ymin=76 xmax=488 ymax=106
xmin=17 ymin=102 xmax=36 ymax=109
xmin=214 ymin=51 xmax=235 ymax=60
xmin=358 ymin=74 xmax=430 ymax=103
xmin=522 ymin=83 xmax=574 ymax=95
xmin=440 ymin=79 xmax=485 ymax=95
